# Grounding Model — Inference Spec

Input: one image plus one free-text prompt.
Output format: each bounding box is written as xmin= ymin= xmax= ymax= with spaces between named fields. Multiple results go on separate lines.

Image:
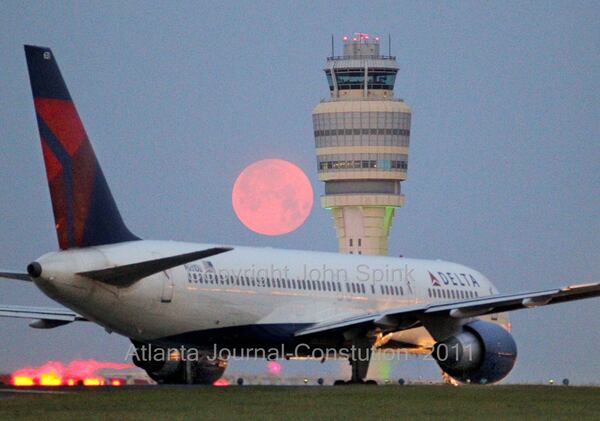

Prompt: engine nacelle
xmin=132 ymin=342 xmax=227 ymax=384
xmin=432 ymin=320 xmax=517 ymax=384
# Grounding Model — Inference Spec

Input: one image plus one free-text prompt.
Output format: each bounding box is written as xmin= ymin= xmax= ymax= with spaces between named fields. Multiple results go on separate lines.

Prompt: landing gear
xmin=349 ymin=338 xmax=371 ymax=384
xmin=441 ymin=371 xmax=459 ymax=386
xmin=334 ymin=337 xmax=377 ymax=385
xmin=333 ymin=379 xmax=378 ymax=385
xmin=131 ymin=341 xmax=227 ymax=385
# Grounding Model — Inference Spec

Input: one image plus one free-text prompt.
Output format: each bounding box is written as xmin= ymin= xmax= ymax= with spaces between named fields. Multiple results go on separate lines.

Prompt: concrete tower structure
xmin=312 ymin=33 xmax=412 ymax=256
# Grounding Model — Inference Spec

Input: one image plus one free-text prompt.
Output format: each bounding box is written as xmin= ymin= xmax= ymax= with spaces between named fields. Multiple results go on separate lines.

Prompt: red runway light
xmin=10 ymin=359 xmax=132 ymax=387
xmin=267 ymin=361 xmax=282 ymax=375
xmin=12 ymin=376 xmax=34 ymax=387
xmin=213 ymin=378 xmax=229 ymax=387
xmin=39 ymin=372 xmax=62 ymax=386
xmin=83 ymin=378 xmax=103 ymax=386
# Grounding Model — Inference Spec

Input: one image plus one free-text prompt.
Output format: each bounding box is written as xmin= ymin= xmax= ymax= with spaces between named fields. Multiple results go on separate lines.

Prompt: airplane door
xmin=159 ymin=271 xmax=175 ymax=303
xmin=152 ymin=252 xmax=174 ymax=303
xmin=160 ymin=270 xmax=174 ymax=303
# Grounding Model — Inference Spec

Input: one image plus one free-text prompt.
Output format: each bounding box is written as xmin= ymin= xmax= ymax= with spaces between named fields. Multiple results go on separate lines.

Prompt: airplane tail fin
xmin=24 ymin=45 xmax=139 ymax=250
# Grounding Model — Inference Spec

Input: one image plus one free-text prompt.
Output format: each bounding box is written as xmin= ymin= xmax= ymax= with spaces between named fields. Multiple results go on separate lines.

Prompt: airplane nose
xmin=27 ymin=261 xmax=42 ymax=278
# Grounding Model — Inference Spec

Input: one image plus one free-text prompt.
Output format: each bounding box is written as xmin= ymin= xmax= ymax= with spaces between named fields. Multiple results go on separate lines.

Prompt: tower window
xmin=335 ymin=70 xmax=365 ymax=90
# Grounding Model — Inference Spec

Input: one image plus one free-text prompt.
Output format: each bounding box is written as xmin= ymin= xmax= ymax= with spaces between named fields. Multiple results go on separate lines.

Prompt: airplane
xmin=1 ymin=45 xmax=598 ymax=385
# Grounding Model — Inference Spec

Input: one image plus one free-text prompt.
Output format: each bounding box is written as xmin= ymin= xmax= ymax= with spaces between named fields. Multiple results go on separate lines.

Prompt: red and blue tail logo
xmin=25 ymin=46 xmax=138 ymax=249
xmin=429 ymin=272 xmax=441 ymax=287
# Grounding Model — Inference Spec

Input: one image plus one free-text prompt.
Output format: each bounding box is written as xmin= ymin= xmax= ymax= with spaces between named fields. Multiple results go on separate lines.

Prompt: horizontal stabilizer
xmin=77 ymin=247 xmax=233 ymax=286
xmin=0 ymin=305 xmax=85 ymax=329
xmin=0 ymin=271 xmax=31 ymax=282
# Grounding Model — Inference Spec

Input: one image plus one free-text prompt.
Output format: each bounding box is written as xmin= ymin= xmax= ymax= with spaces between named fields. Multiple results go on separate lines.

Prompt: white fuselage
xmin=33 ymin=240 xmax=505 ymax=351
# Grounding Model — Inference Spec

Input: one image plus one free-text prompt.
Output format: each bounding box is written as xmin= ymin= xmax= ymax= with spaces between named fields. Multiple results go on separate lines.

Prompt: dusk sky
xmin=1 ymin=1 xmax=598 ymax=384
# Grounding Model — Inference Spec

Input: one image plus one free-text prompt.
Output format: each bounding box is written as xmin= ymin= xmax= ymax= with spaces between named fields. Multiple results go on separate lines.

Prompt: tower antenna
xmin=388 ymin=33 xmax=391 ymax=56
xmin=331 ymin=34 xmax=334 ymax=57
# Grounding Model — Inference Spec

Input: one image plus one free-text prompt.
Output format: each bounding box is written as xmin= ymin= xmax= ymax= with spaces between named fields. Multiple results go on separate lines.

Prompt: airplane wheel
xmin=333 ymin=380 xmax=347 ymax=386
xmin=365 ymin=380 xmax=378 ymax=385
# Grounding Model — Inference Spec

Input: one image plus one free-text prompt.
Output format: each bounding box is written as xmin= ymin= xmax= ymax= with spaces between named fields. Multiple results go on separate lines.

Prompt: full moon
xmin=232 ymin=159 xmax=313 ymax=236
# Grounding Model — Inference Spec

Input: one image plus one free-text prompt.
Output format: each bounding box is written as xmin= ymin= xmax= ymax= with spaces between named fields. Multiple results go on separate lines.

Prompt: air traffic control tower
xmin=312 ymin=33 xmax=412 ymax=256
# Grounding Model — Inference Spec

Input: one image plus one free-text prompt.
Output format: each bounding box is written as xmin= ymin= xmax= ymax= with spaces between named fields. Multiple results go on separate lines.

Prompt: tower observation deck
xmin=312 ymin=33 xmax=412 ymax=255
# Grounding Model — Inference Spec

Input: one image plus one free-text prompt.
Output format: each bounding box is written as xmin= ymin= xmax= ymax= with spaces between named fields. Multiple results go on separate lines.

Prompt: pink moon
xmin=232 ymin=159 xmax=313 ymax=236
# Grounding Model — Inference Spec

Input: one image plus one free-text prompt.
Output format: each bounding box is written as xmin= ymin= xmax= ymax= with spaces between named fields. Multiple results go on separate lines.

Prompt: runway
xmin=1 ymin=384 xmax=599 ymax=419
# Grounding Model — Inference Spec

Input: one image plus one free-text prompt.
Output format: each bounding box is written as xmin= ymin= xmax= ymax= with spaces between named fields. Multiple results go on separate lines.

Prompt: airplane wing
xmin=0 ymin=305 xmax=86 ymax=329
xmin=0 ymin=271 xmax=32 ymax=282
xmin=295 ymin=282 xmax=600 ymax=337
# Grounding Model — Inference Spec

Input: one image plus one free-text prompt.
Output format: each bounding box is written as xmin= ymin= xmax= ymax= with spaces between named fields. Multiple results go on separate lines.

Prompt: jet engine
xmin=131 ymin=342 xmax=227 ymax=385
xmin=432 ymin=320 xmax=517 ymax=384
